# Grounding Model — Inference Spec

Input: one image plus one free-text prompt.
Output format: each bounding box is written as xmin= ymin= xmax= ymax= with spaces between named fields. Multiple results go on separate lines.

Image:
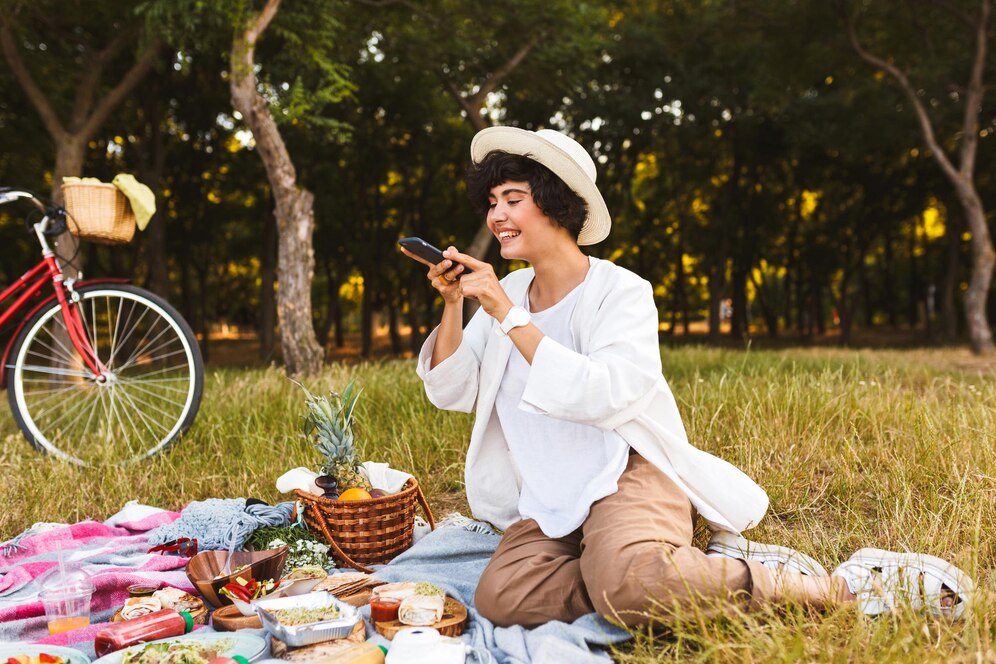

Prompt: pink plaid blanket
xmin=0 ymin=508 xmax=187 ymax=654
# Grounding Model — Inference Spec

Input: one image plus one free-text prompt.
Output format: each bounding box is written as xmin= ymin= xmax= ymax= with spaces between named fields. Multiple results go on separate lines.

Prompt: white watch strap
xmin=498 ymin=306 xmax=530 ymax=336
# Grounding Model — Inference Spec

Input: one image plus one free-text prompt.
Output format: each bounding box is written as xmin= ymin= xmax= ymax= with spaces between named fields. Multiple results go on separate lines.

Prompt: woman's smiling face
xmin=487 ymin=181 xmax=570 ymax=261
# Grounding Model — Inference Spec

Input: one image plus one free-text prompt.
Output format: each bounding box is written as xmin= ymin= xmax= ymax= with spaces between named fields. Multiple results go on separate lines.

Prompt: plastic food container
xmin=254 ymin=591 xmax=359 ymax=647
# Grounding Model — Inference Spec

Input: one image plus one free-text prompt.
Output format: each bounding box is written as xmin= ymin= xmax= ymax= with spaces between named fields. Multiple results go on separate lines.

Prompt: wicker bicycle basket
xmin=295 ymin=478 xmax=435 ymax=573
xmin=61 ymin=181 xmax=136 ymax=245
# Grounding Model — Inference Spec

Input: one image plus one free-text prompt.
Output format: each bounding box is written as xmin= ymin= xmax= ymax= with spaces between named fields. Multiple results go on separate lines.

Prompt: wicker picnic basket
xmin=61 ymin=181 xmax=136 ymax=245
xmin=295 ymin=478 xmax=435 ymax=573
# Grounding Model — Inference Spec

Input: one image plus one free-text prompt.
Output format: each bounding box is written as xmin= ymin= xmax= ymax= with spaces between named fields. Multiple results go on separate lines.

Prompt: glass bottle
xmin=93 ymin=609 xmax=193 ymax=656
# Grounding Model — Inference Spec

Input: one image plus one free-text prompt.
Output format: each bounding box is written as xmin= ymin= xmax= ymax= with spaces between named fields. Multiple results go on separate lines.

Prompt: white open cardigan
xmin=416 ymin=256 xmax=768 ymax=534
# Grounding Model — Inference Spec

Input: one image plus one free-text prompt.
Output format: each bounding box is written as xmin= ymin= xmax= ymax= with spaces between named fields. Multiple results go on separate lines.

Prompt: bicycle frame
xmin=0 ymin=189 xmax=114 ymax=384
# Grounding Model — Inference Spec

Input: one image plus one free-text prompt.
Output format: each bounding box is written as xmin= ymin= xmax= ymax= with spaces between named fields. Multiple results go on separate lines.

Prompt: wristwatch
xmin=497 ymin=306 xmax=531 ymax=336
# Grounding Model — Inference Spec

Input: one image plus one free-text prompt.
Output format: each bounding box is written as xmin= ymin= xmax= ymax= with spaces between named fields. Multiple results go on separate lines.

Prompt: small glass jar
xmin=369 ymin=596 xmax=401 ymax=623
xmin=127 ymin=583 xmax=161 ymax=597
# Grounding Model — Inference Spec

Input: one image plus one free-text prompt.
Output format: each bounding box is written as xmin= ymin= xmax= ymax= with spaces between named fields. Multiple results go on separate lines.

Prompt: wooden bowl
xmin=185 ymin=546 xmax=288 ymax=607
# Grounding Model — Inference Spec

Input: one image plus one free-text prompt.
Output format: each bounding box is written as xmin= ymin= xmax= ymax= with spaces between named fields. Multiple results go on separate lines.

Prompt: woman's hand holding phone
xmin=399 ymin=243 xmax=466 ymax=305
xmin=435 ymin=249 xmax=514 ymax=322
xmin=399 ymin=238 xmax=512 ymax=319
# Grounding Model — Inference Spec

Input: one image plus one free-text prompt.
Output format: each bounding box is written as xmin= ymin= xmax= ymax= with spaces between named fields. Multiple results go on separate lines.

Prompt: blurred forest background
xmin=1 ymin=0 xmax=995 ymax=370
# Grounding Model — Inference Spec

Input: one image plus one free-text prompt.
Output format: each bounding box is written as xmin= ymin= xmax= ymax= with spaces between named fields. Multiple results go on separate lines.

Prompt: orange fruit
xmin=337 ymin=487 xmax=373 ymax=501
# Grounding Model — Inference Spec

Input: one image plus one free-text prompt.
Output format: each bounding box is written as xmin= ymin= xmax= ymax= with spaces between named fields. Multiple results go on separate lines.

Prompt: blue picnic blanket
xmin=368 ymin=520 xmax=632 ymax=664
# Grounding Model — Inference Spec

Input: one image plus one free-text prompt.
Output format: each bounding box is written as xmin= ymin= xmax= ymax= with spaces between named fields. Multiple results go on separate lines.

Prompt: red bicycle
xmin=0 ymin=187 xmax=203 ymax=465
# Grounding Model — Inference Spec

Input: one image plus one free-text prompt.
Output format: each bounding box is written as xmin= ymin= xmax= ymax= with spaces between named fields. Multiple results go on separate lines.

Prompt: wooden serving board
xmin=374 ymin=596 xmax=467 ymax=640
xmin=270 ymin=619 xmax=365 ymax=661
xmin=211 ymin=603 xmax=262 ymax=631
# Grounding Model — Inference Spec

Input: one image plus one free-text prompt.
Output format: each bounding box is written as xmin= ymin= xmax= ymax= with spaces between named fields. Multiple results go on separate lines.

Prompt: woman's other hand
xmin=400 ymin=245 xmax=465 ymax=305
xmin=442 ymin=248 xmax=514 ymax=322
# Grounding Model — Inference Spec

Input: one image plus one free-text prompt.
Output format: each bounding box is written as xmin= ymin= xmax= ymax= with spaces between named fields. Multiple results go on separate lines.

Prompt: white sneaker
xmin=706 ymin=531 xmax=829 ymax=577
xmin=832 ymin=548 xmax=974 ymax=620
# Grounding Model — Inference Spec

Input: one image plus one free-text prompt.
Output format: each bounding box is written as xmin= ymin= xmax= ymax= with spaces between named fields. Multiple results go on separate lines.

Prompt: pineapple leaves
xmin=296 ymin=379 xmax=367 ymax=485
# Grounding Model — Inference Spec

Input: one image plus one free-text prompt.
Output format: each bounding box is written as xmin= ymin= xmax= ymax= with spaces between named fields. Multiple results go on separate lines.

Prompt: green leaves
xmin=299 ymin=379 xmax=363 ymax=470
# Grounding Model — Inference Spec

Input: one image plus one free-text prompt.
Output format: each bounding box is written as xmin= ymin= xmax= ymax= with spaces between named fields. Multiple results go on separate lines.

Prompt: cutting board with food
xmin=368 ymin=582 xmax=468 ymax=640
xmin=112 ymin=588 xmax=208 ymax=624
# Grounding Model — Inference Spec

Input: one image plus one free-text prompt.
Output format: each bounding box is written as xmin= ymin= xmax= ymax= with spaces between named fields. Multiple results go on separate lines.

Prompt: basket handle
xmin=309 ymin=508 xmax=374 ymax=574
xmin=415 ymin=484 xmax=436 ymax=531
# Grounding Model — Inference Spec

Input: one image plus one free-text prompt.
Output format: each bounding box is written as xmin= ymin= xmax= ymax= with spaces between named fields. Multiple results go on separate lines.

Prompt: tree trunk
xmin=813 ymin=283 xmax=826 ymax=335
xmin=730 ymin=264 xmax=748 ymax=341
xmin=908 ymin=225 xmax=920 ymax=328
xmin=50 ymin=138 xmax=86 ymax=278
xmin=708 ymin=261 xmax=725 ymax=344
xmin=196 ymin=265 xmax=210 ymax=364
xmin=407 ymin=272 xmax=423 ymax=353
xmin=941 ymin=213 xmax=961 ymax=341
xmin=316 ymin=257 xmax=340 ymax=350
xmin=230 ymin=0 xmax=323 ymax=375
xmin=859 ymin=259 xmax=873 ymax=328
xmin=259 ymin=202 xmax=277 ymax=360
xmin=388 ymin=301 xmax=402 ymax=353
xmin=883 ymin=234 xmax=898 ymax=328
xmin=138 ymin=80 xmax=170 ymax=298
xmin=361 ymin=276 xmax=373 ymax=358
xmin=749 ymin=272 xmax=779 ymax=338
xmin=955 ymin=183 xmax=995 ymax=353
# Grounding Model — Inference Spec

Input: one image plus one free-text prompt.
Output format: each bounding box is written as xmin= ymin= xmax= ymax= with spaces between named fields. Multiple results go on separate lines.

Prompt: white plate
xmin=0 ymin=644 xmax=90 ymax=664
xmin=91 ymin=631 xmax=267 ymax=664
xmin=228 ymin=577 xmax=325 ymax=616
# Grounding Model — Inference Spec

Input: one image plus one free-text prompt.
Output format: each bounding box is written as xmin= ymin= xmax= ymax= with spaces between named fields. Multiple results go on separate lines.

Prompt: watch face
xmin=502 ymin=306 xmax=530 ymax=332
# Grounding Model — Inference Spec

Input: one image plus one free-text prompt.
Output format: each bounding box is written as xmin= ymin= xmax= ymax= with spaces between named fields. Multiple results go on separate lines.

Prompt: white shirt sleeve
xmin=415 ymin=304 xmax=494 ymax=413
xmin=519 ymin=278 xmax=662 ymax=430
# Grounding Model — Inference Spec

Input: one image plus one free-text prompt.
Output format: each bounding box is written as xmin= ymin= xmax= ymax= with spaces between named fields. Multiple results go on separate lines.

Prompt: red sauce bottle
xmin=93 ymin=609 xmax=193 ymax=656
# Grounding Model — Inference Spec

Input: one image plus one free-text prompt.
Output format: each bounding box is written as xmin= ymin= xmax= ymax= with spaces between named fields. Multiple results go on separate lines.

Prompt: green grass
xmin=1 ymin=347 xmax=993 ymax=661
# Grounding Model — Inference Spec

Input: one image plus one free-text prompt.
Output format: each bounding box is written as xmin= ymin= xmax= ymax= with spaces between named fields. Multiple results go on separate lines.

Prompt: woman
xmin=405 ymin=127 xmax=973 ymax=628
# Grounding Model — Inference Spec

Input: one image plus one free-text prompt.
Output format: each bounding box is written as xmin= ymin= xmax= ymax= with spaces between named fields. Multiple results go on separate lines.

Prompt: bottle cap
xmin=180 ymin=610 xmax=193 ymax=633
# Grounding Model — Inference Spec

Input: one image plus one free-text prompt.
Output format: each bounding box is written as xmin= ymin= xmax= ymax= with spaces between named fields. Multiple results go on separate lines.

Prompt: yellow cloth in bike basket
xmin=112 ymin=173 xmax=156 ymax=231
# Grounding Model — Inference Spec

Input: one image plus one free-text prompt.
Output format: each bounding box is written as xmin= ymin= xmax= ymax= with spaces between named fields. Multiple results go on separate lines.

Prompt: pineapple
xmin=301 ymin=380 xmax=372 ymax=493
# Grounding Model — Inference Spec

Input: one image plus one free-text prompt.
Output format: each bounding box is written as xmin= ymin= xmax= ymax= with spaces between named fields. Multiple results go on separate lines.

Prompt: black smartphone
xmin=398 ymin=237 xmax=473 ymax=273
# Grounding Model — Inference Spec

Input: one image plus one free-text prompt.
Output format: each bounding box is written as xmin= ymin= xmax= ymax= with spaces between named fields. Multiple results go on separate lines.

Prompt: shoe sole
xmin=707 ymin=532 xmax=829 ymax=577
xmin=841 ymin=548 xmax=975 ymax=620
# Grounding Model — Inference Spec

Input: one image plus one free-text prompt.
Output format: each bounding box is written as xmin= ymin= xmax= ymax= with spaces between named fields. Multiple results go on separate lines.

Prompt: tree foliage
xmin=1 ymin=0 xmax=994 ymax=363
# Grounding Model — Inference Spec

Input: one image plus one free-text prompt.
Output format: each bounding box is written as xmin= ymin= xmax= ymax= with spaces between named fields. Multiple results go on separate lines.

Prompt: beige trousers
xmin=475 ymin=453 xmax=777 ymax=628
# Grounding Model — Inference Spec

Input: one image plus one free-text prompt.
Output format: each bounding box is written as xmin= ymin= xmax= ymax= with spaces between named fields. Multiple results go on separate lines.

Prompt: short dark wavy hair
xmin=466 ymin=150 xmax=587 ymax=240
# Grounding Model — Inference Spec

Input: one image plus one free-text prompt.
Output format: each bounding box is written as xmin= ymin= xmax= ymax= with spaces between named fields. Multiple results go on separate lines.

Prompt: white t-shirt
xmin=495 ymin=280 xmax=631 ymax=538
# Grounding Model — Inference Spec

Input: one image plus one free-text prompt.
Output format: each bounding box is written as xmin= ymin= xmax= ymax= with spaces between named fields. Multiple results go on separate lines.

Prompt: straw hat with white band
xmin=470 ymin=127 xmax=611 ymax=246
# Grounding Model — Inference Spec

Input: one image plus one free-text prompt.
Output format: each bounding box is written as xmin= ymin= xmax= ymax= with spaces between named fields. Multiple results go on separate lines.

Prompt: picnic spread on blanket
xmin=1 ymin=382 xmax=631 ymax=663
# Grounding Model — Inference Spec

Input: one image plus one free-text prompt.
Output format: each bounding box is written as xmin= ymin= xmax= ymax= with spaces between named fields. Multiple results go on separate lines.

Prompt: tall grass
xmin=0 ymin=347 xmax=992 ymax=661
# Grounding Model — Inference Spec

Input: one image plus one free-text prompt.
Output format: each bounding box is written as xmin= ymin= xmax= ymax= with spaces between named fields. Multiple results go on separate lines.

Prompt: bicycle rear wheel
xmin=6 ymin=284 xmax=203 ymax=465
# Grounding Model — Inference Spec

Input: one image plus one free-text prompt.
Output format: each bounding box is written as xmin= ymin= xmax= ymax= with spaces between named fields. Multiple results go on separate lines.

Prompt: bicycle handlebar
xmin=0 ymin=188 xmax=70 ymax=240
xmin=0 ymin=187 xmax=49 ymax=214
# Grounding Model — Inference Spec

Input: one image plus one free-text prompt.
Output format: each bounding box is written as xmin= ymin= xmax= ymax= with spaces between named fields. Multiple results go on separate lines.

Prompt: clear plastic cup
xmin=38 ymin=566 xmax=95 ymax=634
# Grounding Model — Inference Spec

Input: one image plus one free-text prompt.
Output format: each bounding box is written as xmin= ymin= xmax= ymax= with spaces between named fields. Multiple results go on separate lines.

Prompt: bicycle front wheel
xmin=6 ymin=284 xmax=203 ymax=465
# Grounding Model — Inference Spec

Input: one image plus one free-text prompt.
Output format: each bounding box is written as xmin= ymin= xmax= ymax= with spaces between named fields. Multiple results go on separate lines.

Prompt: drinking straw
xmin=56 ymin=540 xmax=66 ymax=580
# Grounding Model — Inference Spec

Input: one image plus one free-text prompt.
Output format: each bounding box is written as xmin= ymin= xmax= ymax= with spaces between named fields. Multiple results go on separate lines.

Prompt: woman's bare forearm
xmin=430 ymin=299 xmax=464 ymax=368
